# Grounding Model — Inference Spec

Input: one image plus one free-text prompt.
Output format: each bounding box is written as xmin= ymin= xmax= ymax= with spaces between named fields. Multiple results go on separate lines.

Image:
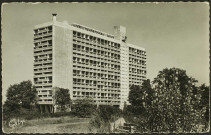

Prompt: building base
xmin=38 ymin=104 xmax=54 ymax=114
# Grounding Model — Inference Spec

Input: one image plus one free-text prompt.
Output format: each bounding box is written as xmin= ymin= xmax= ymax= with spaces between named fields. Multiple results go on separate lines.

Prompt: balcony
xmin=34 ymin=38 xmax=51 ymax=43
xmin=41 ymin=64 xmax=52 ymax=68
xmin=36 ymin=88 xmax=52 ymax=91
xmin=34 ymin=74 xmax=52 ymax=78
xmin=42 ymin=46 xmax=52 ymax=50
xmin=34 ymin=34 xmax=43 ymax=39
xmin=34 ymin=47 xmax=43 ymax=51
xmin=34 ymin=82 xmax=43 ymax=87
xmin=33 ymin=61 xmax=42 ymax=65
xmin=73 ymin=83 xmax=86 ymax=87
xmin=36 ymin=29 xmax=47 ymax=33
xmin=34 ymin=51 xmax=52 ymax=56
xmin=39 ymin=96 xmax=53 ymax=99
xmin=42 ymin=32 xmax=52 ymax=37
xmin=42 ymin=83 xmax=52 ymax=87
xmin=33 ymin=70 xmax=43 ymax=74
xmin=42 ymin=69 xmax=53 ymax=73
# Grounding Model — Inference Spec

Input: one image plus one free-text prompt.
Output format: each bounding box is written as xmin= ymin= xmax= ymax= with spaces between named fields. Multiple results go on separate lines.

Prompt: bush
xmin=89 ymin=105 xmax=122 ymax=133
xmin=50 ymin=111 xmax=75 ymax=118
xmin=2 ymin=106 xmax=41 ymax=130
xmin=19 ymin=107 xmax=41 ymax=120
xmin=89 ymin=114 xmax=110 ymax=133
xmin=3 ymin=105 xmax=41 ymax=121
xmin=123 ymin=105 xmax=144 ymax=117
xmin=72 ymin=98 xmax=96 ymax=118
xmin=98 ymin=105 xmax=122 ymax=122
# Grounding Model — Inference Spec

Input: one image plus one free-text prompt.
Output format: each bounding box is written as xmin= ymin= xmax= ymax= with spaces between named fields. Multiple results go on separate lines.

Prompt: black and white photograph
xmin=2 ymin=2 xmax=210 ymax=133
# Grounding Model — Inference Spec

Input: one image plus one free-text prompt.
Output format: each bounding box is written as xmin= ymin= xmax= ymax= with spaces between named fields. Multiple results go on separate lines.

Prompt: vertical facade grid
xmin=72 ymin=31 xmax=121 ymax=106
xmin=33 ymin=26 xmax=53 ymax=104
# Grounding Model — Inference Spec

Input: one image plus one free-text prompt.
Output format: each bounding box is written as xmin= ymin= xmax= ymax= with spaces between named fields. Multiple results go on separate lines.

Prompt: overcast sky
xmin=2 ymin=2 xmax=209 ymax=102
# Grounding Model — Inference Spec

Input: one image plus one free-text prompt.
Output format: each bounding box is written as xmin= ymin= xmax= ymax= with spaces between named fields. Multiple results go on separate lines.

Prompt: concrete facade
xmin=53 ymin=25 xmax=73 ymax=99
xmin=33 ymin=15 xmax=146 ymax=110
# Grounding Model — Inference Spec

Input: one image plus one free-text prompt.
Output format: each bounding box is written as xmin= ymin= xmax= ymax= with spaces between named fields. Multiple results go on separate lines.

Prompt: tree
xmin=141 ymin=79 xmax=154 ymax=109
xmin=4 ymin=80 xmax=37 ymax=112
xmin=151 ymin=68 xmax=203 ymax=132
xmin=126 ymin=80 xmax=154 ymax=132
xmin=128 ymin=85 xmax=145 ymax=115
xmin=72 ymin=97 xmax=95 ymax=118
xmin=139 ymin=79 xmax=154 ymax=132
xmin=199 ymin=84 xmax=209 ymax=129
xmin=3 ymin=80 xmax=37 ymax=121
xmin=129 ymin=85 xmax=143 ymax=106
xmin=128 ymin=79 xmax=154 ymax=116
xmin=53 ymin=87 xmax=71 ymax=112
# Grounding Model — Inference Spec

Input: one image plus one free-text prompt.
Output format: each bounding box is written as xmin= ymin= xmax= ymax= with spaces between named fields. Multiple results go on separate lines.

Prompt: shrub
xmin=50 ymin=112 xmax=75 ymax=118
xmin=72 ymin=97 xmax=96 ymax=118
xmin=89 ymin=105 xmax=122 ymax=133
xmin=98 ymin=105 xmax=122 ymax=122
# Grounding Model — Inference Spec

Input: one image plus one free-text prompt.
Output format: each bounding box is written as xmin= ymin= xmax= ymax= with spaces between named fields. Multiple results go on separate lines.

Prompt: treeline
xmin=124 ymin=67 xmax=209 ymax=133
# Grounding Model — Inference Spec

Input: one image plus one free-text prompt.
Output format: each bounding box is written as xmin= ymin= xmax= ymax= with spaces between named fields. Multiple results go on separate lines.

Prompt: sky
xmin=2 ymin=2 xmax=210 ymax=102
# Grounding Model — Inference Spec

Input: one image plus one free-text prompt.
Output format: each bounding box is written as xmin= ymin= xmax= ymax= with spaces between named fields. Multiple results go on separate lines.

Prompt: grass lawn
xmin=3 ymin=116 xmax=92 ymax=133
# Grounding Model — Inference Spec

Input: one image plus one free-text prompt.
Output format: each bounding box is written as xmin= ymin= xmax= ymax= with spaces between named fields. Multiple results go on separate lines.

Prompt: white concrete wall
xmin=120 ymin=43 xmax=129 ymax=109
xmin=52 ymin=25 xmax=73 ymax=99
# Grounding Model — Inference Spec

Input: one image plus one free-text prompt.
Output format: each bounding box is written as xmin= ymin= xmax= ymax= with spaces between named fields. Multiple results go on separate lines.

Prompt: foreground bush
xmin=89 ymin=105 xmax=122 ymax=133
xmin=72 ymin=97 xmax=96 ymax=118
xmin=50 ymin=111 xmax=75 ymax=118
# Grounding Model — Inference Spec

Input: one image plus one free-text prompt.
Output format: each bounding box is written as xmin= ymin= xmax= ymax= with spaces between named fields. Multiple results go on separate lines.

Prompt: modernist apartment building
xmin=33 ymin=14 xmax=147 ymax=111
